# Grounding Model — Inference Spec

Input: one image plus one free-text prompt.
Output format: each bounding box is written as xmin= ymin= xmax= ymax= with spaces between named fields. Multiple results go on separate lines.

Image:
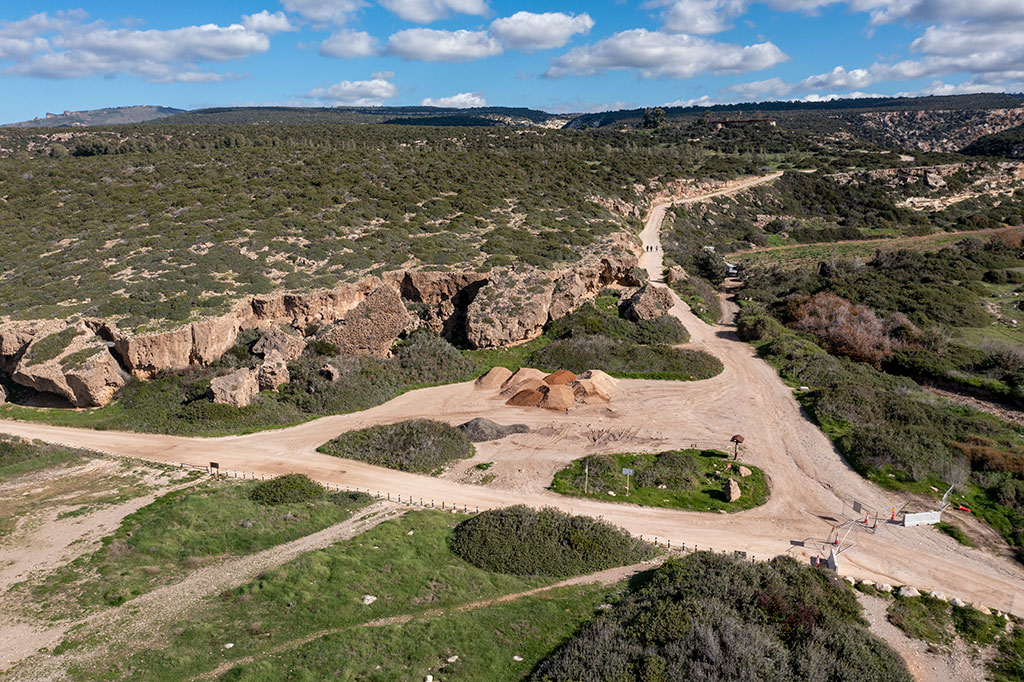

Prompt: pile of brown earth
xmin=474 ymin=366 xmax=619 ymax=412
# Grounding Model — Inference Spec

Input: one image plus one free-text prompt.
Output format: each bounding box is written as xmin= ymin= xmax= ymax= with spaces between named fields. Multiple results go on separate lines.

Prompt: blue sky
xmin=2 ymin=0 xmax=1023 ymax=122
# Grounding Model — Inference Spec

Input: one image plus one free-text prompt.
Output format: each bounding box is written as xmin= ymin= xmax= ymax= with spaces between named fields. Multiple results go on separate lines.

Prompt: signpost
xmin=622 ymin=468 xmax=634 ymax=497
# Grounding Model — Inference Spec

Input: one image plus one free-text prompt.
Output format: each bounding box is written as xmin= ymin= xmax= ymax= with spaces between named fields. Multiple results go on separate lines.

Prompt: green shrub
xmin=532 ymin=553 xmax=911 ymax=682
xmin=318 ymin=418 xmax=474 ymax=474
xmin=0 ymin=434 xmax=85 ymax=480
xmin=24 ymin=327 xmax=83 ymax=366
xmin=250 ymin=474 xmax=326 ymax=505
xmin=951 ymin=605 xmax=1003 ymax=645
xmin=887 ymin=594 xmax=953 ymax=644
xmin=529 ymin=335 xmax=722 ymax=380
xmin=935 ymin=521 xmax=973 ymax=546
xmin=990 ymin=624 xmax=1024 ymax=682
xmin=449 ymin=505 xmax=656 ymax=577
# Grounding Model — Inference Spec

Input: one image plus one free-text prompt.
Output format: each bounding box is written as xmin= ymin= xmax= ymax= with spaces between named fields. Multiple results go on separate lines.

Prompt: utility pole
xmin=584 ymin=463 xmax=589 ymax=495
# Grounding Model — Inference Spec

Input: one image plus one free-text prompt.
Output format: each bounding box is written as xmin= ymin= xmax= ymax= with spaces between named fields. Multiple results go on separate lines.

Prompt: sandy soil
xmin=1 ymin=172 xmax=1022 ymax=643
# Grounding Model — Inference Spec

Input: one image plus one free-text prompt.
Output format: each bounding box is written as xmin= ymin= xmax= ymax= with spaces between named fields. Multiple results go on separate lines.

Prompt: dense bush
xmin=531 ymin=553 xmax=911 ymax=682
xmin=529 ymin=335 xmax=722 ymax=380
xmin=250 ymin=474 xmax=326 ymax=506
xmin=546 ymin=295 xmax=688 ymax=345
xmin=736 ymin=301 xmax=1024 ymax=559
xmin=449 ymin=505 xmax=656 ymax=577
xmin=318 ymin=419 xmax=474 ymax=474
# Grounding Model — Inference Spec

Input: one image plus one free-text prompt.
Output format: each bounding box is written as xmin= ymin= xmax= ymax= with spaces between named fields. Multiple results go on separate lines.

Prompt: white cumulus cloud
xmin=386 ymin=28 xmax=502 ymax=62
xmin=490 ymin=11 xmax=593 ymax=51
xmin=546 ymin=29 xmax=787 ymax=79
xmin=378 ymin=0 xmax=489 ymax=23
xmin=647 ymin=0 xmax=748 ymax=35
xmin=242 ymin=10 xmax=296 ymax=34
xmin=421 ymin=91 xmax=486 ymax=107
xmin=307 ymin=76 xmax=398 ymax=105
xmin=1 ymin=14 xmax=271 ymax=82
xmin=320 ymin=28 xmax=378 ymax=57
xmin=280 ymin=0 xmax=366 ymax=25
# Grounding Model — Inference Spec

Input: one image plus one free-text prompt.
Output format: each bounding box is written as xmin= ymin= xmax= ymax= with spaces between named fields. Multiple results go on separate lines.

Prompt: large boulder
xmin=0 ymin=323 xmax=38 ymax=373
xmin=457 ymin=417 xmax=529 ymax=442
xmin=257 ymin=352 xmax=290 ymax=391
xmin=474 ymin=366 xmax=513 ymax=391
xmin=11 ymin=323 xmax=126 ymax=407
xmin=210 ymin=368 xmax=259 ymax=407
xmin=253 ymin=326 xmax=306 ymax=362
xmin=665 ymin=265 xmax=689 ymax=284
xmin=621 ymin=284 xmax=675 ymax=322
xmin=465 ymin=270 xmax=555 ymax=348
xmin=725 ymin=479 xmax=742 ymax=502
xmin=317 ymin=285 xmax=414 ymax=357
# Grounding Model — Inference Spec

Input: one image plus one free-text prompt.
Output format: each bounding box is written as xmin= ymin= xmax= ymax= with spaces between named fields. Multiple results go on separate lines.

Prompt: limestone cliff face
xmin=317 ymin=285 xmax=415 ymax=356
xmin=10 ymin=322 xmax=125 ymax=407
xmin=0 ymin=237 xmax=643 ymax=402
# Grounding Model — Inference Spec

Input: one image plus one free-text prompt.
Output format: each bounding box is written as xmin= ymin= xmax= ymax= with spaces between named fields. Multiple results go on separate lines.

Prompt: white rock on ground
xmin=361 ymin=594 xmax=377 ymax=605
xmin=898 ymin=585 xmax=920 ymax=598
xmin=875 ymin=583 xmax=893 ymax=593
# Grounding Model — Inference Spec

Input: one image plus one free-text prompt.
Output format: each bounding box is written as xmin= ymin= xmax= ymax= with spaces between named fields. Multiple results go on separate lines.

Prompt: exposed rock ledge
xmin=0 ymin=248 xmax=641 ymax=407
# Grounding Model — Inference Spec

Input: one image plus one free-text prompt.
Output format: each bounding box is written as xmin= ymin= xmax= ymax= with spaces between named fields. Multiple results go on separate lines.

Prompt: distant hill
xmin=157 ymin=105 xmax=568 ymax=128
xmin=962 ymin=123 xmax=1024 ymax=158
xmin=566 ymin=93 xmax=1024 ymax=129
xmin=5 ymin=105 xmax=185 ymax=128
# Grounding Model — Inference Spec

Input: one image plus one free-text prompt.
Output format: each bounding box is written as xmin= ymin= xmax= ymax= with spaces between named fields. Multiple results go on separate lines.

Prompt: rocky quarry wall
xmin=0 ymin=248 xmax=642 ymax=408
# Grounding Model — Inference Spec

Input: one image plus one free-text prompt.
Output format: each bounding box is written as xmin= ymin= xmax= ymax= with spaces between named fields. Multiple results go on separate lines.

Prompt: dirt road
xmin=2 ymin=172 xmax=1022 ymax=619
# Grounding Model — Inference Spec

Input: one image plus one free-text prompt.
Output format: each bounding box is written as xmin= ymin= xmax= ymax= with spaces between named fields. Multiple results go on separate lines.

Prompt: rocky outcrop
xmin=250 ymin=278 xmax=381 ymax=327
xmin=0 ymin=384 xmax=7 ymax=404
xmin=854 ymin=107 xmax=1024 ymax=152
xmin=665 ymin=265 xmax=689 ymax=284
xmin=466 ymin=270 xmax=556 ymax=349
xmin=620 ymin=284 xmax=675 ymax=322
xmin=111 ymin=311 xmax=240 ymax=378
xmin=257 ymin=352 xmax=290 ymax=391
xmin=317 ymin=285 xmax=414 ymax=356
xmin=253 ymin=326 xmax=305 ymax=362
xmin=210 ymin=368 xmax=258 ymax=407
xmin=725 ymin=478 xmax=742 ymax=502
xmin=11 ymin=323 xmax=125 ymax=407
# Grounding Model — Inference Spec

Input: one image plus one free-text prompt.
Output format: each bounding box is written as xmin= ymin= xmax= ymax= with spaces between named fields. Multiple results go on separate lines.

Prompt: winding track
xmin=2 ymin=173 xmax=1022 ymax=616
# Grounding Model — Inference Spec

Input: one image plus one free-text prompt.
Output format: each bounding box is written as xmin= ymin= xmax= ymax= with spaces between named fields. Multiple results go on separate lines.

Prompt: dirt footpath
xmin=2 ymin=172 xmax=1022 ymax=622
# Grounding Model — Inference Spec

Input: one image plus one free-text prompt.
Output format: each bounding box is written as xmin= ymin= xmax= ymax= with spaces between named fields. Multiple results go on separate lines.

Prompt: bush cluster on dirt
xmin=318 ymin=418 xmax=474 ymax=474
xmin=530 ymin=335 xmax=722 ymax=381
xmin=250 ymin=474 xmax=326 ymax=506
xmin=449 ymin=505 xmax=656 ymax=577
xmin=531 ymin=553 xmax=911 ymax=682
xmin=736 ymin=236 xmax=1024 ymax=560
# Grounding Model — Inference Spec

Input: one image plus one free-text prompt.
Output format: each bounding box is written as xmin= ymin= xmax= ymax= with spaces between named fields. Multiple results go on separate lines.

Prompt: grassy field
xmin=550 ymin=450 xmax=769 ymax=512
xmin=731 ymin=230 xmax=985 ymax=269
xmin=58 ymin=511 xmax=573 ymax=681
xmin=214 ymin=583 xmax=613 ymax=681
xmin=317 ymin=419 xmax=476 ymax=475
xmin=28 ymin=479 xmax=372 ymax=617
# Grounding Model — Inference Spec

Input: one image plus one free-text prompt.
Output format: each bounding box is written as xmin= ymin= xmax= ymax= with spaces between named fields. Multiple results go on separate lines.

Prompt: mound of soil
xmin=507 ymin=389 xmax=544 ymax=407
xmin=544 ymin=369 xmax=577 ymax=385
xmin=457 ymin=417 xmax=530 ymax=442
xmin=474 ymin=366 xmax=513 ymax=390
